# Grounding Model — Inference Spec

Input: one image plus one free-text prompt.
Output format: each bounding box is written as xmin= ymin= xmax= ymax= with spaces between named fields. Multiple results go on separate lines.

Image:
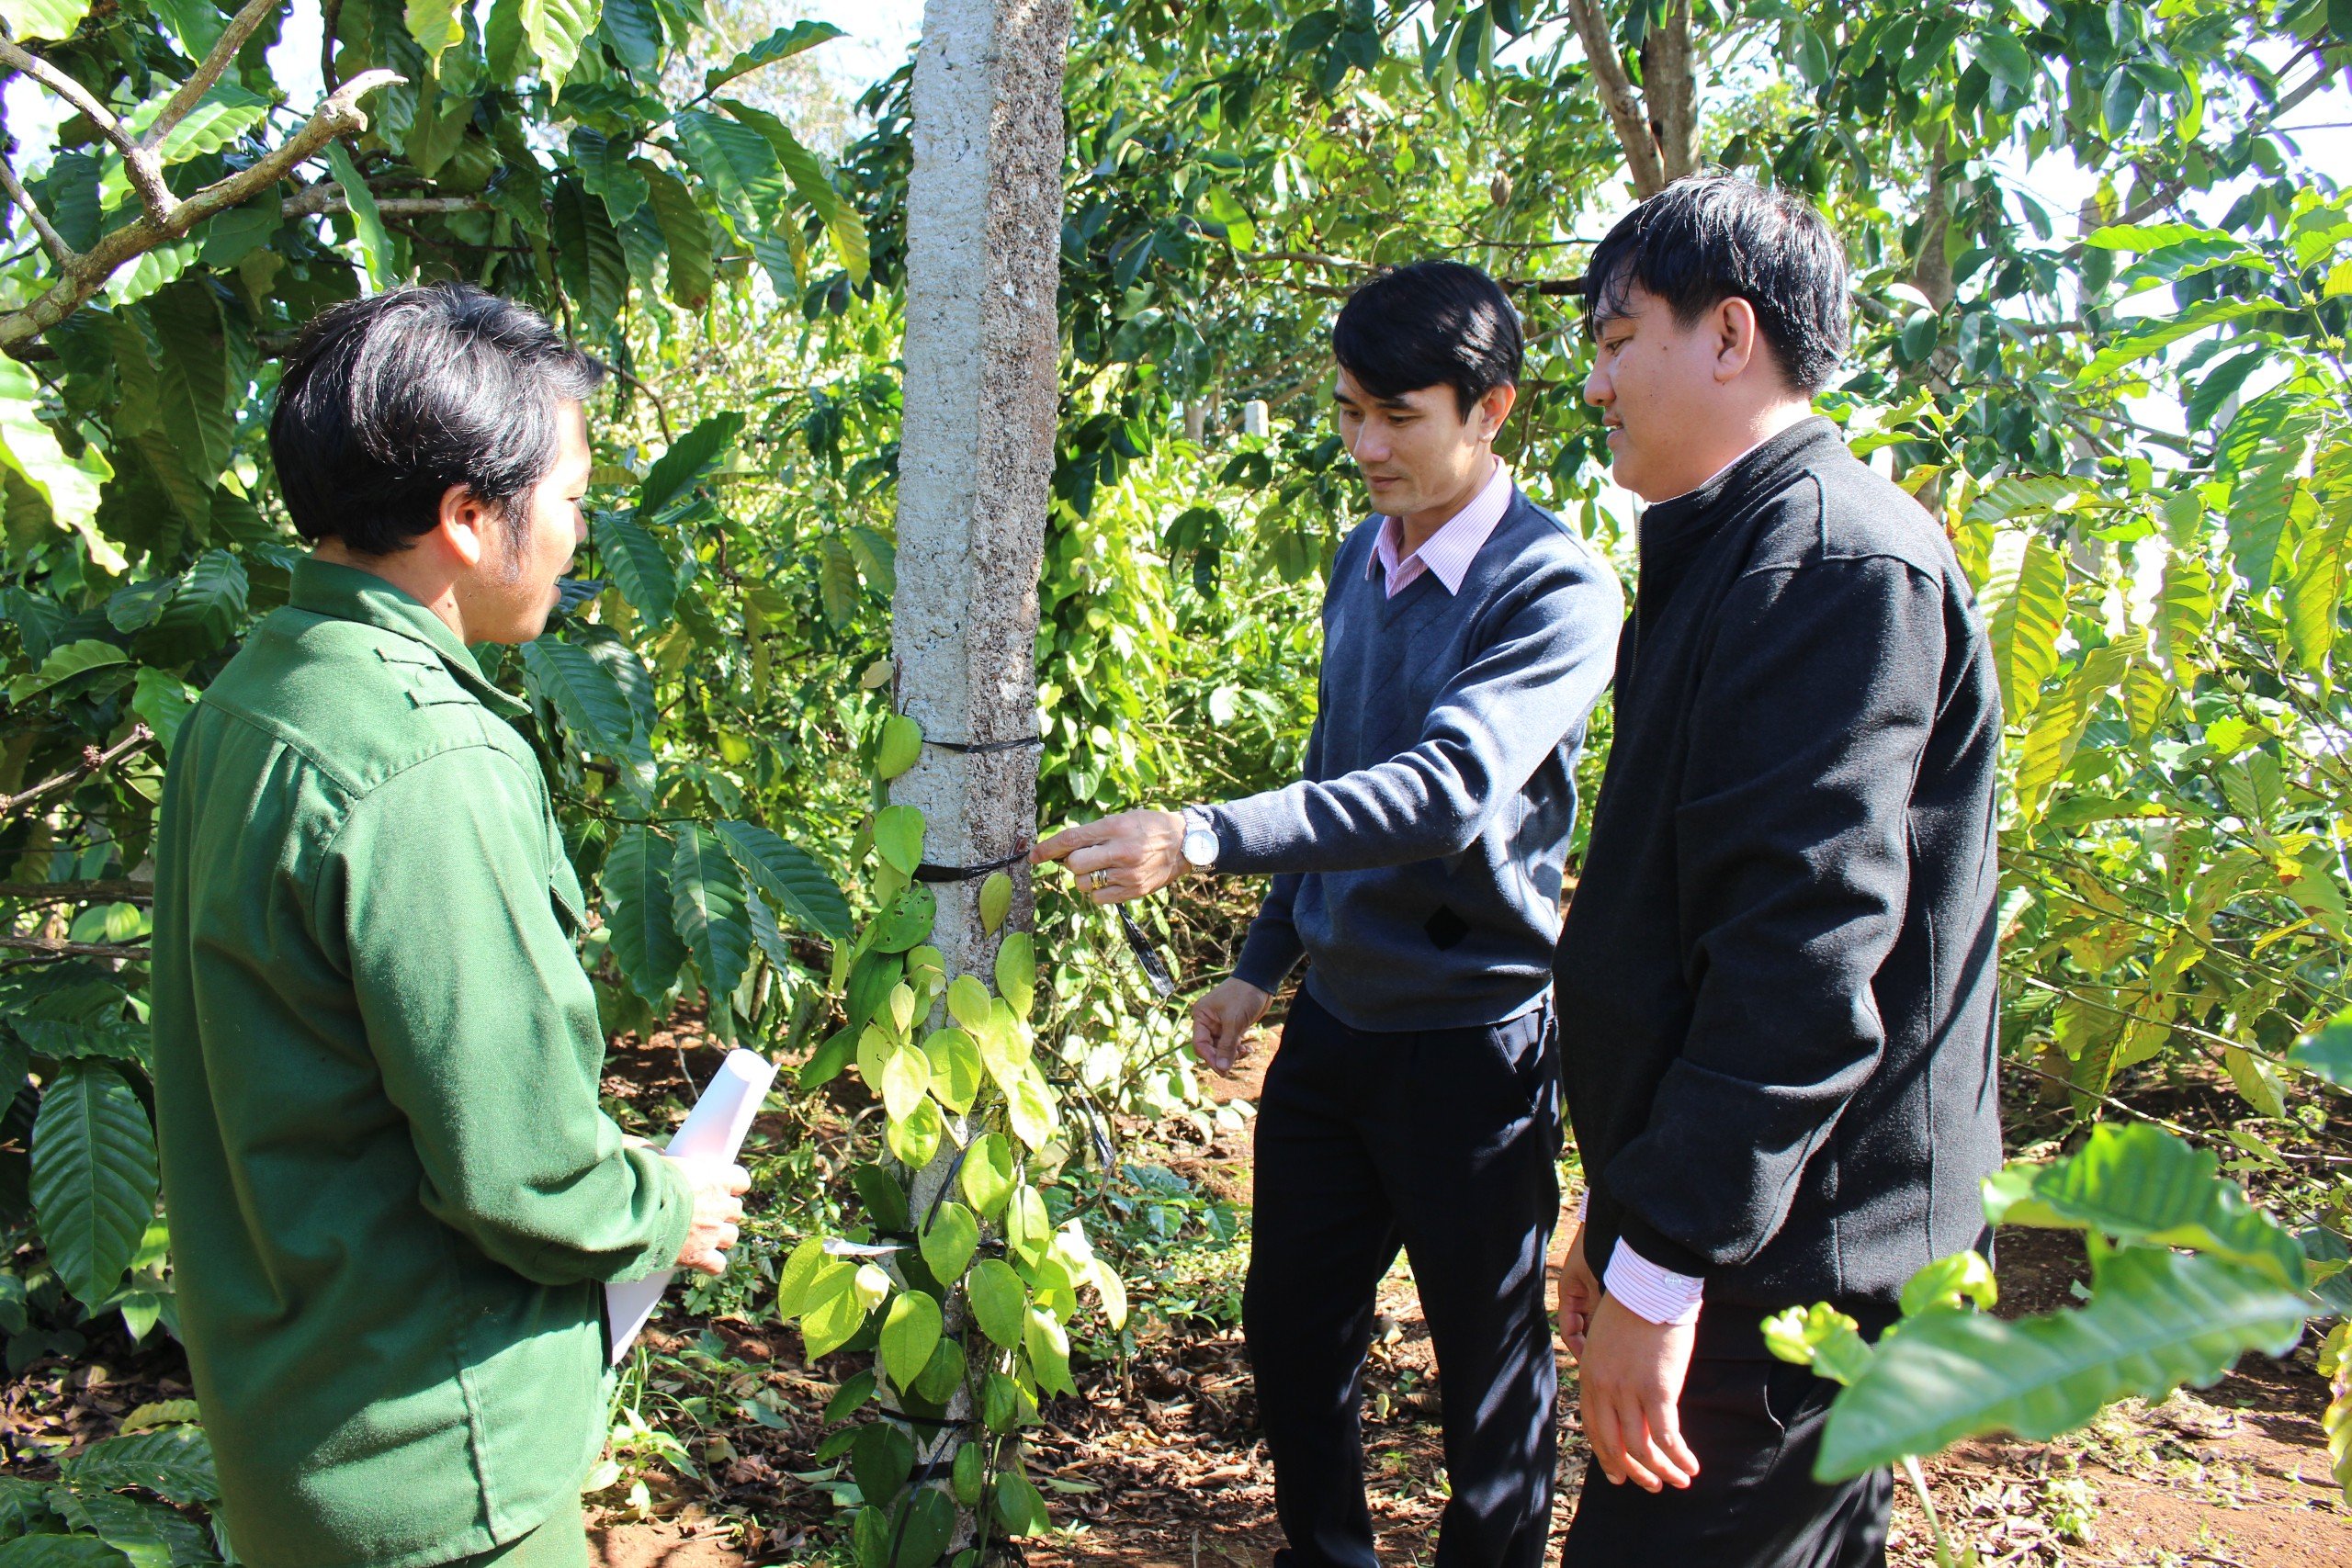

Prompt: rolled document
xmin=605 ymin=1047 xmax=777 ymax=1363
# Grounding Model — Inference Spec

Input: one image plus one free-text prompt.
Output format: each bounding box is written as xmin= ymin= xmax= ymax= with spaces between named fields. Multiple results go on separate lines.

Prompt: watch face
xmin=1183 ymin=828 xmax=1218 ymax=866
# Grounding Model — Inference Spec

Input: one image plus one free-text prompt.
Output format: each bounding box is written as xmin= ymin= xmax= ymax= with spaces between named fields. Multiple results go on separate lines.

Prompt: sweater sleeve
xmin=1604 ymin=555 xmax=1943 ymax=1277
xmin=326 ymin=748 xmax=695 ymax=1287
xmin=1228 ymin=708 xmax=1324 ymax=993
xmin=1204 ymin=558 xmax=1621 ymax=875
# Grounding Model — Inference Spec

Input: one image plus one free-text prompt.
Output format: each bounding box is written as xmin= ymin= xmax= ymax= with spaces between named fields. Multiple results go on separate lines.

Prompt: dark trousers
xmin=1564 ymin=1343 xmax=1894 ymax=1567
xmin=1245 ymin=987 xmax=1561 ymax=1568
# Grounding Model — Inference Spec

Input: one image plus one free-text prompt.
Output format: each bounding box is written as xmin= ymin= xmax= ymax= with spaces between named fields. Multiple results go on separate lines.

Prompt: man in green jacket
xmin=151 ymin=285 xmax=745 ymax=1567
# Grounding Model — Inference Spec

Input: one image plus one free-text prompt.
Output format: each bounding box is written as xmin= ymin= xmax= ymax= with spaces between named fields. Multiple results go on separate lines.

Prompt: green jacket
xmin=151 ymin=559 xmax=695 ymax=1568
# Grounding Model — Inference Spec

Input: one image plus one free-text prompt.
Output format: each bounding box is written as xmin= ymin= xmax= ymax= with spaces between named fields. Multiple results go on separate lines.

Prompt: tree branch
xmin=141 ymin=0 xmax=282 ymax=152
xmin=0 ymin=878 xmax=153 ymax=907
xmin=0 ymin=153 xmax=74 ymax=267
xmin=1 ymin=725 xmax=153 ymax=819
xmin=1566 ymin=0 xmax=1667 ymax=197
xmin=0 ymin=933 xmax=149 ymax=961
xmin=281 ymin=186 xmax=493 ymax=220
xmin=322 ymin=0 xmax=344 ymax=93
xmin=0 ymin=34 xmax=179 ymax=225
xmin=1912 ymin=128 xmax=1954 ymax=310
xmin=0 ymin=70 xmax=401 ymax=352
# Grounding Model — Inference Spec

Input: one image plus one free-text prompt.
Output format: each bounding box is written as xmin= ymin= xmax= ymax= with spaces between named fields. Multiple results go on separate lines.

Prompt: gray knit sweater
xmin=1209 ymin=490 xmax=1623 ymax=1032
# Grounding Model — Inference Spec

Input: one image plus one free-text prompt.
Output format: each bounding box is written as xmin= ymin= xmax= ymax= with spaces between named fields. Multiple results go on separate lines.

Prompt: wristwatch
xmin=1180 ymin=807 xmax=1220 ymax=872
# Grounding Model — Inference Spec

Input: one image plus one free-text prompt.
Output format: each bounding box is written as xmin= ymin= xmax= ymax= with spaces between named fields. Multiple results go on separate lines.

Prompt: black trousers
xmin=1245 ymin=987 xmax=1561 ymax=1568
xmin=1563 ymin=1337 xmax=1894 ymax=1567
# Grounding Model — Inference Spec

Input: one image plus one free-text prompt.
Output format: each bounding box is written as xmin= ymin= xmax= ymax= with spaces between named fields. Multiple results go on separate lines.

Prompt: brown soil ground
xmin=7 ymin=1015 xmax=2346 ymax=1568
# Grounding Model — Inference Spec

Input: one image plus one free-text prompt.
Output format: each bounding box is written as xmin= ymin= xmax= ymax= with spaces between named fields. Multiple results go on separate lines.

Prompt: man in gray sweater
xmin=1033 ymin=262 xmax=1622 ymax=1567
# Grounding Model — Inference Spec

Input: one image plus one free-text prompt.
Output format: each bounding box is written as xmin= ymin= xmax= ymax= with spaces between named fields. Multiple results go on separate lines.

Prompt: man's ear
xmin=1476 ymin=381 xmax=1518 ymax=441
xmin=1712 ymin=298 xmax=1761 ymax=385
xmin=434 ymin=483 xmax=492 ymax=570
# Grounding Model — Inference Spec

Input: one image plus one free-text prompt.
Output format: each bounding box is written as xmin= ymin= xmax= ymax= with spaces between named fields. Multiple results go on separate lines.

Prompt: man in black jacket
xmin=1553 ymin=176 xmax=2003 ymax=1565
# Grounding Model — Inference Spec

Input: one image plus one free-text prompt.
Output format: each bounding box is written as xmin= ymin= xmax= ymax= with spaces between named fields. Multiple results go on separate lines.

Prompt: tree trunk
xmin=892 ymin=0 xmax=1069 ymax=1001
xmin=1912 ymin=130 xmax=1955 ymax=311
xmin=1569 ymin=0 xmax=1698 ymax=197
xmin=1639 ymin=1 xmax=1699 ymax=185
xmin=1567 ymin=0 xmax=1668 ymax=197
xmin=888 ymin=0 xmax=1071 ymax=1541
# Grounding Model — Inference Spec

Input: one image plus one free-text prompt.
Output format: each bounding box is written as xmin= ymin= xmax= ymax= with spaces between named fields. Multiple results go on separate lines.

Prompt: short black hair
xmin=1582 ymin=175 xmax=1849 ymax=394
xmin=270 ymin=284 xmax=604 ymax=556
xmin=1332 ymin=260 xmax=1522 ymax=418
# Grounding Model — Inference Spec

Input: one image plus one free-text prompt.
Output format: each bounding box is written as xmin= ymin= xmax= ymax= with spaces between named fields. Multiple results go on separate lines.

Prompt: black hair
xmin=269 ymin=284 xmax=604 ymax=556
xmin=1582 ymin=175 xmax=1850 ymax=394
xmin=1331 ymin=260 xmax=1522 ymax=418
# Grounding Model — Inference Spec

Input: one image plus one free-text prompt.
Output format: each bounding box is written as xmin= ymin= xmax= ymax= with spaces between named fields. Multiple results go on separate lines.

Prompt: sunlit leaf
xmin=521 ymin=0 xmax=603 ymax=90
xmin=1816 ymin=1248 xmax=2307 ymax=1479
xmin=1981 ymin=1123 xmax=2306 ymax=1291
xmin=878 ymin=1288 xmax=943 ymax=1390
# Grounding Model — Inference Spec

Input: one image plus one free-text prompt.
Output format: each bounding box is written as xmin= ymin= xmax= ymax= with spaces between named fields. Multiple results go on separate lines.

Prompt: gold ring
xmin=1090 ymin=869 xmax=1112 ymax=890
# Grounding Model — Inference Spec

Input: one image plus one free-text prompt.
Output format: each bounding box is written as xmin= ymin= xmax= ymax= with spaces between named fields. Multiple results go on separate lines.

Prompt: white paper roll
xmin=604 ymin=1047 xmax=778 ymax=1363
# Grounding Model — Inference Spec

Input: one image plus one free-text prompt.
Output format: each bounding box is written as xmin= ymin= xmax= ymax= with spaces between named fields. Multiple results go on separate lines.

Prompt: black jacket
xmin=1555 ymin=418 xmax=2003 ymax=1317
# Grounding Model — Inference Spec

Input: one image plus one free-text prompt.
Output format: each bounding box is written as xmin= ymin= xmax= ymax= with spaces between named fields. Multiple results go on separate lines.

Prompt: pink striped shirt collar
xmin=1368 ymin=458 xmax=1515 ymax=599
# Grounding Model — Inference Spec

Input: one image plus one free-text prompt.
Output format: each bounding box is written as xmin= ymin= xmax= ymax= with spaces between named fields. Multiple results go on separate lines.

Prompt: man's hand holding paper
xmin=673 ymin=1158 xmax=751 ymax=1277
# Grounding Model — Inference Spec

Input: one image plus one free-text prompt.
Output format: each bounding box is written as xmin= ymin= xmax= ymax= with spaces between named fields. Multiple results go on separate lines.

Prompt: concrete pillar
xmin=886 ymin=0 xmax=1069 ymax=1527
xmin=890 ymin=0 xmax=1070 ymax=990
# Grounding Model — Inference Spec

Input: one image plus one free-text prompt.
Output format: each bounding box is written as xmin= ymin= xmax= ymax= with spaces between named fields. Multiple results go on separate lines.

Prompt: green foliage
xmin=771 ymin=728 xmax=1128 ymax=1554
xmin=1818 ymin=1247 xmax=2308 ymax=1480
xmin=2 ymin=0 xmax=2346 ymax=1554
xmin=1772 ymin=1127 xmax=2336 ymax=1500
xmin=0 ymin=1414 xmax=218 ymax=1562
xmin=0 ymin=0 xmax=888 ymax=1436
xmin=28 ymin=1062 xmax=157 ymax=1310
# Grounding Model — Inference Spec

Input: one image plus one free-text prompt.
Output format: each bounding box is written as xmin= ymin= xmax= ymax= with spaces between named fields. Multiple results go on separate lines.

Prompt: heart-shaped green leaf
xmin=921 ymin=1201 xmax=979 ymax=1283
xmin=879 ymin=1289 xmax=943 ymax=1390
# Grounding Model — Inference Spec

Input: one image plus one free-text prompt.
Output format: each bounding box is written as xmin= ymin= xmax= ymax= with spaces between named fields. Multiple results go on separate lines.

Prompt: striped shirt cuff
xmin=1568 ymin=1191 xmax=1704 ymax=1326
xmin=1605 ymin=1240 xmax=1705 ymax=1325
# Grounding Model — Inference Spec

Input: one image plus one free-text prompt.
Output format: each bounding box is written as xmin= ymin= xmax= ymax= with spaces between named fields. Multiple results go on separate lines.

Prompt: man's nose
xmin=1583 ymin=365 xmax=1610 ymax=407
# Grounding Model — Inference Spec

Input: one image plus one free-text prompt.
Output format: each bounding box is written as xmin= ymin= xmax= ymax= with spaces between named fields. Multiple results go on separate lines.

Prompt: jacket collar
xmin=1637 ymin=415 xmax=1843 ymax=549
xmin=288 ymin=558 xmax=529 ymax=717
